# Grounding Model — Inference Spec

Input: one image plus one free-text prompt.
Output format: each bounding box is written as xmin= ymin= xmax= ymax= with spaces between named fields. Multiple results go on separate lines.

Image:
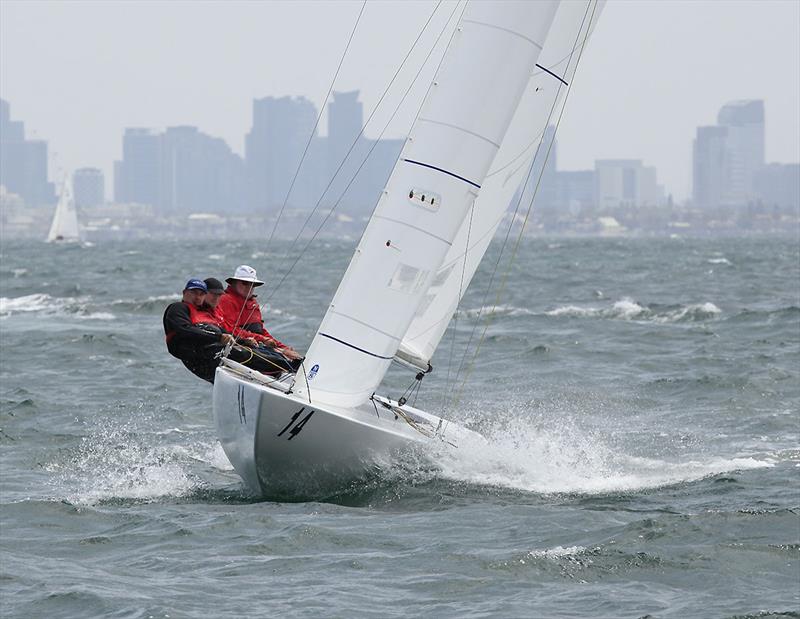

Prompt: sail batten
xmin=295 ymin=1 xmax=561 ymax=408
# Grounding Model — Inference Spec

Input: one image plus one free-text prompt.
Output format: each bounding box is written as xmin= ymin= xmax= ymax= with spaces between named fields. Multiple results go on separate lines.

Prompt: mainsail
xmin=46 ymin=179 xmax=80 ymax=242
xmin=397 ymin=0 xmax=606 ymax=369
xmin=296 ymin=1 xmax=560 ymax=408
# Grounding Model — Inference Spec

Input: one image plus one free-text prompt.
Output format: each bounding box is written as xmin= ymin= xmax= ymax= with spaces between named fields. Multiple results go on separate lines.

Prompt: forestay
xmin=296 ymin=1 xmax=560 ymax=408
xmin=397 ymin=0 xmax=606 ymax=369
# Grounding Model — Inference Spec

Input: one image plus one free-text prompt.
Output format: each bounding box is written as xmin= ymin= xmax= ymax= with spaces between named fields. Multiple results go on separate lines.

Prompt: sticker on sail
xmin=307 ymin=364 xmax=319 ymax=381
xmin=408 ymin=188 xmax=440 ymax=212
xmin=388 ymin=263 xmax=429 ymax=294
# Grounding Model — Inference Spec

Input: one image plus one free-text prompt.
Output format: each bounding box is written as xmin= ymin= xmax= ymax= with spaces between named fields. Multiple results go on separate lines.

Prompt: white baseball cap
xmin=225 ymin=264 xmax=264 ymax=286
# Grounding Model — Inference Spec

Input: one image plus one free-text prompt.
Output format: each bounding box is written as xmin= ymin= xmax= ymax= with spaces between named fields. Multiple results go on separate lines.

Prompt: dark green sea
xmin=1 ymin=236 xmax=798 ymax=618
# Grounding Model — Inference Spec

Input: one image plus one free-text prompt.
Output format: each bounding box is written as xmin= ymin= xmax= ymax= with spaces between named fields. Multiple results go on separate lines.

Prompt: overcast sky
xmin=1 ymin=0 xmax=798 ymax=201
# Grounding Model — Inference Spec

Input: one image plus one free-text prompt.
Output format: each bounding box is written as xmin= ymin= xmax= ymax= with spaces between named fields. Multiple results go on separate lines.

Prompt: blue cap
xmin=184 ymin=279 xmax=208 ymax=292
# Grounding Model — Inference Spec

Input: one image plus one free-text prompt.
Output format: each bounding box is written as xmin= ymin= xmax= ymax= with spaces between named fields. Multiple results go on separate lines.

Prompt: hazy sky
xmin=1 ymin=0 xmax=798 ymax=201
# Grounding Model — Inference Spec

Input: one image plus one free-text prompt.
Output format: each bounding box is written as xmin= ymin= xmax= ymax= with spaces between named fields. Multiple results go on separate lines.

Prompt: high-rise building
xmin=72 ymin=168 xmax=104 ymax=208
xmin=595 ymin=159 xmax=659 ymax=209
xmin=114 ymin=128 xmax=160 ymax=205
xmin=717 ymin=100 xmax=765 ymax=204
xmin=159 ymin=125 xmax=245 ymax=215
xmin=327 ymin=90 xmax=363 ymax=172
xmin=0 ymin=99 xmax=55 ymax=206
xmin=245 ymin=96 xmax=320 ymax=211
xmin=692 ymin=125 xmax=728 ymax=207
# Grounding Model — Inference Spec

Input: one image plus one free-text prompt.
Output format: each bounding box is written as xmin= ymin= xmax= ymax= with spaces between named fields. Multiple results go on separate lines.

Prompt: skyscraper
xmin=692 ymin=125 xmax=728 ymax=207
xmin=114 ymin=128 xmax=160 ymax=205
xmin=717 ymin=100 xmax=765 ymax=204
xmin=0 ymin=99 xmax=55 ymax=206
xmin=323 ymin=90 xmax=373 ymax=214
xmin=245 ymin=96 xmax=320 ymax=211
xmin=159 ymin=125 xmax=245 ymax=215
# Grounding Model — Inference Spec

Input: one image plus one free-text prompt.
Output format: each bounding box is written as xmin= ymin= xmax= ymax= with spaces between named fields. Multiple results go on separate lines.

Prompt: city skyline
xmin=1 ymin=0 xmax=798 ymax=202
xmin=2 ymin=92 xmax=795 ymax=214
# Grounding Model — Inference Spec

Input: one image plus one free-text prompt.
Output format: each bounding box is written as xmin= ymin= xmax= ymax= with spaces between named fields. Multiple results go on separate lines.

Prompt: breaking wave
xmin=0 ymin=293 xmax=115 ymax=320
xmin=544 ymin=298 xmax=722 ymax=323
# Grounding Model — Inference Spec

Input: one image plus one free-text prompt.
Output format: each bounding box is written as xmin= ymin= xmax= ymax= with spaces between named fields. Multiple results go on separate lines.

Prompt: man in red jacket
xmin=217 ymin=265 xmax=302 ymax=362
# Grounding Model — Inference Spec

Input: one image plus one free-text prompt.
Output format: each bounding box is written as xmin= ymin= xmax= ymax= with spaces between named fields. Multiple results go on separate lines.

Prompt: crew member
xmin=217 ymin=265 xmax=302 ymax=361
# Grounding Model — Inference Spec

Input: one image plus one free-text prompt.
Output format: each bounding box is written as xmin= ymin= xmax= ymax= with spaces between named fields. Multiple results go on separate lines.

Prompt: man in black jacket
xmin=163 ymin=279 xmax=234 ymax=382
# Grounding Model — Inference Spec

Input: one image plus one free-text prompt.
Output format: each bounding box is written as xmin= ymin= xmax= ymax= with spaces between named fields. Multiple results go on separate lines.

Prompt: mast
xmin=295 ymin=1 xmax=560 ymax=408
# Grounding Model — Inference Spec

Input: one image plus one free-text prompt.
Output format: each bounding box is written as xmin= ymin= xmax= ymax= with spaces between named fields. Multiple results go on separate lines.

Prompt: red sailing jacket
xmin=216 ymin=287 xmax=285 ymax=349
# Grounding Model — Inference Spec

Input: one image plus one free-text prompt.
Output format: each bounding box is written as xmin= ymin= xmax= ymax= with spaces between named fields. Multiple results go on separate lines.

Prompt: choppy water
xmin=1 ymin=236 xmax=798 ymax=618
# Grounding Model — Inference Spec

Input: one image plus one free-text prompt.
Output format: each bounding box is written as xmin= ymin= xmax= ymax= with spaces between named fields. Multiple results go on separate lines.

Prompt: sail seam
xmin=461 ymin=19 xmax=544 ymax=50
xmin=372 ymin=215 xmax=453 ymax=245
xmin=534 ymin=63 xmax=568 ymax=86
xmin=328 ymin=310 xmax=403 ymax=342
xmin=319 ymin=333 xmax=394 ymax=360
xmin=403 ymin=159 xmax=481 ymax=189
xmin=416 ymin=117 xmax=501 ymax=148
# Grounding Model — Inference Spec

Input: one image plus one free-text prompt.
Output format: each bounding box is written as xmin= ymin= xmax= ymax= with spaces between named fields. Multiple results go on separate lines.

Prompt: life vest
xmin=165 ymin=302 xmax=223 ymax=345
xmin=190 ymin=303 xmax=224 ymax=328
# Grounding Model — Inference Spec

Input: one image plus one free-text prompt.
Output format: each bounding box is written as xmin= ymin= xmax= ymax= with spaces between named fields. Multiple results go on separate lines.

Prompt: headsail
xmin=46 ymin=178 xmax=81 ymax=242
xmin=296 ymin=1 xmax=560 ymax=408
xmin=397 ymin=0 xmax=606 ymax=369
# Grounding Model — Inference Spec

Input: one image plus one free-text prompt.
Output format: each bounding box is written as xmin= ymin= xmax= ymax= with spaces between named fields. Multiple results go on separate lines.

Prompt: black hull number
xmin=277 ymin=407 xmax=315 ymax=440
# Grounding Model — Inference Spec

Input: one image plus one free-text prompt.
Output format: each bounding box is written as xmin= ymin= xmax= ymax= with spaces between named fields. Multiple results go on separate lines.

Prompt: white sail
xmin=397 ymin=0 xmax=605 ymax=369
xmin=46 ymin=178 xmax=81 ymax=242
xmin=296 ymin=1 xmax=560 ymax=408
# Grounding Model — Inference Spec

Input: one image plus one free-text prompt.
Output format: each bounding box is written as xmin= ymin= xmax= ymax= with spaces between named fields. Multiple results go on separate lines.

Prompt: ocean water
xmin=1 ymin=236 xmax=798 ymax=618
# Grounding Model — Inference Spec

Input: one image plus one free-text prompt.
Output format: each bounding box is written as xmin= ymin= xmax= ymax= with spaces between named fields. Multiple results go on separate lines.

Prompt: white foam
xmin=545 ymin=299 xmax=721 ymax=324
xmin=0 ymin=293 xmax=116 ymax=320
xmin=76 ymin=312 xmax=116 ymax=321
xmin=656 ymin=302 xmax=721 ymax=323
xmin=46 ymin=423 xmax=207 ymax=505
xmin=609 ymin=298 xmax=646 ymax=319
xmin=708 ymin=258 xmax=732 ymax=265
xmin=527 ymin=545 xmax=586 ymax=560
xmin=545 ymin=305 xmax=593 ymax=317
xmin=464 ymin=304 xmax=535 ymax=318
xmin=431 ymin=415 xmax=772 ymax=495
xmin=0 ymin=293 xmax=56 ymax=315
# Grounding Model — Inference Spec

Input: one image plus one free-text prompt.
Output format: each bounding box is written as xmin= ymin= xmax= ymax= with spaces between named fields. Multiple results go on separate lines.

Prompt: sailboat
xmin=46 ymin=177 xmax=81 ymax=243
xmin=213 ymin=0 xmax=605 ymax=496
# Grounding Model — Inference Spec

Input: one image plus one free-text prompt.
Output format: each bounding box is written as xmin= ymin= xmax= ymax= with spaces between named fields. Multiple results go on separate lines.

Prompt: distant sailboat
xmin=46 ymin=178 xmax=80 ymax=243
xmin=212 ymin=0 xmax=604 ymax=496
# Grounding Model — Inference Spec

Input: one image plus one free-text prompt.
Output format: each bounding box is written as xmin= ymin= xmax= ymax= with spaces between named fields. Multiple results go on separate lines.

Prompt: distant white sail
xmin=397 ymin=0 xmax=606 ymax=369
xmin=296 ymin=1 xmax=560 ymax=408
xmin=46 ymin=179 xmax=80 ymax=242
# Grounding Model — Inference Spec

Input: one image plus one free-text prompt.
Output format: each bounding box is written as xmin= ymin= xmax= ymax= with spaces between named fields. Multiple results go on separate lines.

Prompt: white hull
xmin=212 ymin=361 xmax=482 ymax=497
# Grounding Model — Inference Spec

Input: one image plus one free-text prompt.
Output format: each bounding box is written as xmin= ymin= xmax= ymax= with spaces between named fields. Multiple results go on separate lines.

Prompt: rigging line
xmin=266 ymin=0 xmax=463 ymax=303
xmin=450 ymin=0 xmax=597 ymax=403
xmin=443 ymin=197 xmax=474 ymax=414
xmin=265 ymin=0 xmax=446 ymax=298
xmin=265 ymin=0 xmax=367 ymax=254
